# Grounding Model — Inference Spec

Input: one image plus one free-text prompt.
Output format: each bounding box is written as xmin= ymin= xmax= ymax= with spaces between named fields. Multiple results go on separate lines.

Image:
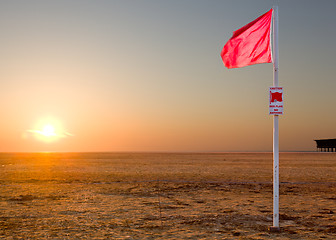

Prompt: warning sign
xmin=269 ymin=87 xmax=283 ymax=115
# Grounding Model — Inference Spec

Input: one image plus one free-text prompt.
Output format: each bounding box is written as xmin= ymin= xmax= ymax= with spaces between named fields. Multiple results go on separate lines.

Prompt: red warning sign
xmin=269 ymin=87 xmax=283 ymax=115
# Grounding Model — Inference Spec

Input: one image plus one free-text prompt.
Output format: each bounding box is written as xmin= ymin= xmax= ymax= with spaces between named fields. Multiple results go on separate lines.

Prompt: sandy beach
xmin=0 ymin=152 xmax=335 ymax=239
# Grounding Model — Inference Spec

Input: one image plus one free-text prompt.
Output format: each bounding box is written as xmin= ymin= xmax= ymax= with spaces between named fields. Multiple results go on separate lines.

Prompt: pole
xmin=271 ymin=5 xmax=280 ymax=231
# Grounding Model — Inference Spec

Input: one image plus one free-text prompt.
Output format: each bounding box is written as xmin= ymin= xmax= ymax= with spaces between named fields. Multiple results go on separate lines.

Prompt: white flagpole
xmin=271 ymin=5 xmax=280 ymax=231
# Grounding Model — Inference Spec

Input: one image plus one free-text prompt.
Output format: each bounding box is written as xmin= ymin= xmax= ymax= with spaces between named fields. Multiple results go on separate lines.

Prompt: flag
xmin=221 ymin=9 xmax=273 ymax=69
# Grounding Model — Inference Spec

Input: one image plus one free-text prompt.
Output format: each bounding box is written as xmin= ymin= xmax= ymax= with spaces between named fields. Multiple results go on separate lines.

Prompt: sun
xmin=29 ymin=123 xmax=60 ymax=143
xmin=26 ymin=117 xmax=73 ymax=143
xmin=40 ymin=124 xmax=57 ymax=137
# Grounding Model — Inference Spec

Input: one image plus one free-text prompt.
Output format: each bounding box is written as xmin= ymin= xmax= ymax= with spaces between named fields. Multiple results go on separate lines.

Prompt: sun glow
xmin=26 ymin=117 xmax=73 ymax=143
xmin=40 ymin=124 xmax=57 ymax=137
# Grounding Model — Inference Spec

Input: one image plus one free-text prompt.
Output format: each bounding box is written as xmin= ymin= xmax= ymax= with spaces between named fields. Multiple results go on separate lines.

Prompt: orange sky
xmin=1 ymin=0 xmax=336 ymax=152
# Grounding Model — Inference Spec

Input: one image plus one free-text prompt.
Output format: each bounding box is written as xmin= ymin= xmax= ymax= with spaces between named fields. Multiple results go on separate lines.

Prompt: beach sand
xmin=0 ymin=152 xmax=335 ymax=239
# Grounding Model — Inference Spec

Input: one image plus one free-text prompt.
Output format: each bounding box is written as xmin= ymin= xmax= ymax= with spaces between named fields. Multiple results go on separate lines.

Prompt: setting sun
xmin=40 ymin=124 xmax=57 ymax=137
xmin=25 ymin=117 xmax=73 ymax=144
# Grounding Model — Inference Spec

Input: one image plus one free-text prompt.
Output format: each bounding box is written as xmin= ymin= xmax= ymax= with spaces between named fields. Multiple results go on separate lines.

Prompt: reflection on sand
xmin=1 ymin=152 xmax=335 ymax=238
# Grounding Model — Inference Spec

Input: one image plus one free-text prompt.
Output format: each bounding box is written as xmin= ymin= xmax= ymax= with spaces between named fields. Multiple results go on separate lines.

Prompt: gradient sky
xmin=1 ymin=0 xmax=336 ymax=152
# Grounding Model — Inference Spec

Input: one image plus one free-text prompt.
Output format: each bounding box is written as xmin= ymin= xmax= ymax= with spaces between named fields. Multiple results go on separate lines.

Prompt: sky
xmin=1 ymin=0 xmax=336 ymax=152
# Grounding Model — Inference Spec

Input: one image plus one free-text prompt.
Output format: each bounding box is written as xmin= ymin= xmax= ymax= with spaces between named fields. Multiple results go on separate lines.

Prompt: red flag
xmin=221 ymin=9 xmax=273 ymax=69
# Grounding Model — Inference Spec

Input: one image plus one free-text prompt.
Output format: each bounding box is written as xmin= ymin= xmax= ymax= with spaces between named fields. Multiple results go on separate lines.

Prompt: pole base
xmin=269 ymin=226 xmax=281 ymax=232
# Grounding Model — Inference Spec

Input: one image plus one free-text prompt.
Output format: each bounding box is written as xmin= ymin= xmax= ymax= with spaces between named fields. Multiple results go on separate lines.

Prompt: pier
xmin=314 ymin=138 xmax=336 ymax=152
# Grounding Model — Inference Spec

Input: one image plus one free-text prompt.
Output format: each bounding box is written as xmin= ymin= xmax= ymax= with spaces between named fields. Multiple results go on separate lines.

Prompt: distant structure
xmin=314 ymin=138 xmax=336 ymax=152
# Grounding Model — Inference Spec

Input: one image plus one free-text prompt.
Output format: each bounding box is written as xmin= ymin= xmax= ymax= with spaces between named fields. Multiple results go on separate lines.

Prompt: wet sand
xmin=0 ymin=152 xmax=335 ymax=239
